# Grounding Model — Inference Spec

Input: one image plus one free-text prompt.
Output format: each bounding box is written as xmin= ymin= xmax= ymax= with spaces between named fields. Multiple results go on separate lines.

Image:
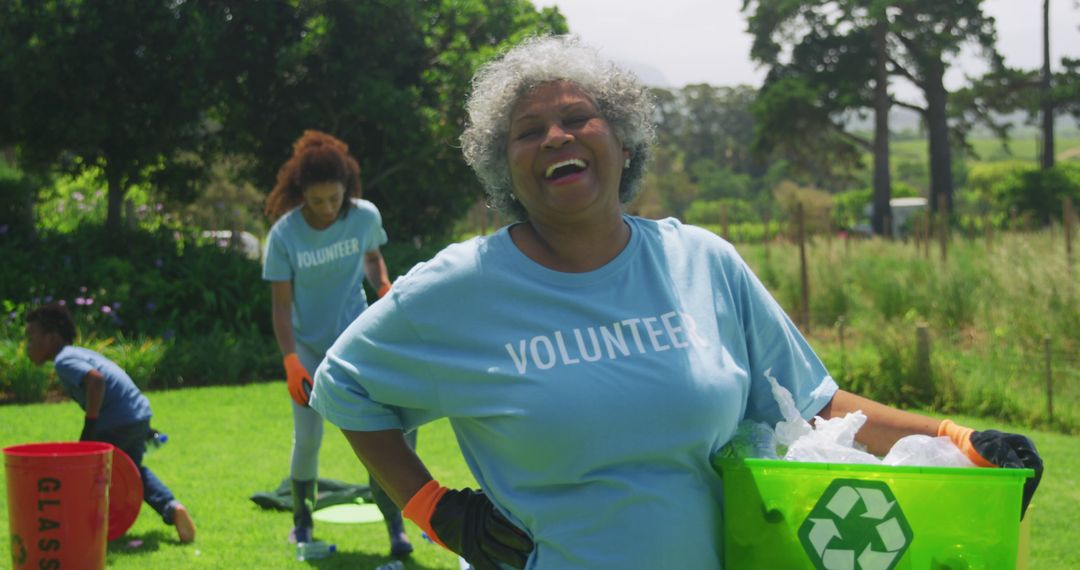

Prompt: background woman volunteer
xmin=262 ymin=130 xmax=414 ymax=556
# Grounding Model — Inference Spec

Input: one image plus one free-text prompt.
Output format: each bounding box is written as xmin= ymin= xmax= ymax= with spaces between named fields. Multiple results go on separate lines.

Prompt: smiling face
xmin=506 ymin=81 xmax=628 ymax=225
xmin=301 ymin=181 xmax=346 ymax=229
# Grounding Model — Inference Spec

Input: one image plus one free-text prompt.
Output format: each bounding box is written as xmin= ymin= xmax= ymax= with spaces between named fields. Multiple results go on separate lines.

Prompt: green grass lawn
xmin=1 ymin=382 xmax=1077 ymax=568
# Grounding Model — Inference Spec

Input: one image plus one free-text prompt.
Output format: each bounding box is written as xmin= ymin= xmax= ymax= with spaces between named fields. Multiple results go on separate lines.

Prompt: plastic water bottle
xmin=296 ymin=540 xmax=336 ymax=561
xmin=374 ymin=561 xmax=405 ymax=570
xmin=145 ymin=429 xmax=168 ymax=453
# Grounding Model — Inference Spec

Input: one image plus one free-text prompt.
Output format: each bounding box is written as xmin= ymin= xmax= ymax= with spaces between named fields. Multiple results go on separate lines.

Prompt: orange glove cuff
xmin=939 ymin=419 xmax=995 ymax=467
xmin=403 ymin=480 xmax=450 ymax=548
xmin=377 ymin=283 xmax=391 ymax=298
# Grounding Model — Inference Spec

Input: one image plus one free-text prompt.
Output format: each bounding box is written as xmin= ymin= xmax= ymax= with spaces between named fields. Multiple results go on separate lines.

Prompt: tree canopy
xmin=0 ymin=0 xmax=225 ymax=233
xmin=0 ymin=0 xmax=567 ymax=242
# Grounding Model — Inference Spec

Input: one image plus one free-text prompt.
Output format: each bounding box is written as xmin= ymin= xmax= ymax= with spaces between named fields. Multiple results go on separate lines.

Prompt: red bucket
xmin=4 ymin=442 xmax=112 ymax=570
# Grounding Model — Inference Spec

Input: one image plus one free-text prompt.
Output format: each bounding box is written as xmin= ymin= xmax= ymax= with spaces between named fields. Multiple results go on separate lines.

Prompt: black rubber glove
xmin=79 ymin=417 xmax=98 ymax=441
xmin=970 ymin=430 xmax=1043 ymax=518
xmin=430 ymin=488 xmax=533 ymax=570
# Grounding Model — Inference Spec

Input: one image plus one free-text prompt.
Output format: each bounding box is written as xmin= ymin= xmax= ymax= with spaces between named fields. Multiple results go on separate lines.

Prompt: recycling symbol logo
xmin=798 ymin=479 xmax=913 ymax=570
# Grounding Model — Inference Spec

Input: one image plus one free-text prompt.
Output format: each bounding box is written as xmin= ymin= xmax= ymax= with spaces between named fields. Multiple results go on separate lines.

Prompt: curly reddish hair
xmin=264 ymin=130 xmax=362 ymax=222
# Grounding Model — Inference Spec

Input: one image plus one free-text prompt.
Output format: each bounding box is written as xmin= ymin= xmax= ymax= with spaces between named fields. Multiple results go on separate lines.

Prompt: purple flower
xmin=112 ymin=302 xmax=121 ymax=309
xmin=75 ymin=297 xmax=87 ymax=305
xmin=79 ymin=286 xmax=88 ymax=293
xmin=72 ymin=191 xmax=85 ymax=201
xmin=101 ymin=305 xmax=112 ymax=314
xmin=0 ymin=224 xmax=8 ymax=235
xmin=154 ymin=258 xmax=164 ymax=268
xmin=58 ymin=299 xmax=67 ymax=306
xmin=44 ymin=295 xmax=53 ymax=303
xmin=145 ymin=302 xmax=156 ymax=312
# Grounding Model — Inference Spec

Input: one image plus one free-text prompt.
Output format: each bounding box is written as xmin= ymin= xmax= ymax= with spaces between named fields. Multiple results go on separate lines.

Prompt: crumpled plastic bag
xmin=765 ymin=368 xmax=812 ymax=447
xmin=882 ymin=434 xmax=975 ymax=467
xmin=784 ymin=411 xmax=881 ymax=464
xmin=728 ymin=369 xmax=977 ymax=469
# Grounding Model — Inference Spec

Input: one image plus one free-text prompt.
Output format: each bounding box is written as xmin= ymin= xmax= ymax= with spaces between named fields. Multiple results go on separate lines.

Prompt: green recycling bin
xmin=715 ymin=458 xmax=1033 ymax=570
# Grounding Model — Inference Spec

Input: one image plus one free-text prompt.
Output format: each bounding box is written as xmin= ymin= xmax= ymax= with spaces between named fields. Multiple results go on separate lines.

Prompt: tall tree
xmin=1041 ymin=0 xmax=1055 ymax=169
xmin=744 ymin=2 xmax=883 ymax=228
xmin=743 ymin=0 xmax=1001 ymax=220
xmin=890 ymin=1 xmax=999 ymax=216
xmin=211 ymin=0 xmax=566 ymax=243
xmin=0 ymin=1 xmax=225 ymax=234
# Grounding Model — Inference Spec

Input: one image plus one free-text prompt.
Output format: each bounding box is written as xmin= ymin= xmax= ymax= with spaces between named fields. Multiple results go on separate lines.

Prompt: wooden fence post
xmin=797 ymin=202 xmax=810 ymax=333
xmin=721 ymin=202 xmax=730 ymax=241
xmin=762 ymin=209 xmax=772 ymax=261
xmin=1044 ymin=335 xmax=1054 ymax=423
xmin=937 ymin=195 xmax=949 ymax=263
xmin=915 ymin=323 xmax=932 ymax=401
xmin=837 ymin=316 xmax=846 ymax=382
xmin=1065 ymin=197 xmax=1075 ymax=272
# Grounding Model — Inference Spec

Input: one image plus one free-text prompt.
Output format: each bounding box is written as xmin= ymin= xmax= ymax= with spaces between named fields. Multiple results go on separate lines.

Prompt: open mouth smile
xmin=544 ymin=158 xmax=588 ymax=182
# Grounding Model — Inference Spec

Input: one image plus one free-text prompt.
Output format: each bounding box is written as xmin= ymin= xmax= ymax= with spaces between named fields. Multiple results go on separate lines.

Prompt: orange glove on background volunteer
xmin=939 ymin=419 xmax=1043 ymax=517
xmin=283 ymin=353 xmax=313 ymax=406
xmin=404 ymin=480 xmax=533 ymax=570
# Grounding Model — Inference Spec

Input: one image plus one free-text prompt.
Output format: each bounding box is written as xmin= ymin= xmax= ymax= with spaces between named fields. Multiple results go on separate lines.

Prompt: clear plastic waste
xmin=296 ymin=540 xmax=336 ymax=561
xmin=764 ymin=368 xmax=812 ymax=447
xmin=727 ymin=369 xmax=979 ymax=468
xmin=145 ymin=429 xmax=168 ymax=453
xmin=882 ymin=434 xmax=975 ymax=467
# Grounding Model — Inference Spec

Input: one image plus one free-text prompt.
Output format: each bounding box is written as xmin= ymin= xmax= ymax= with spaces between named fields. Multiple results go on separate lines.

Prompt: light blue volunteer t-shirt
xmin=262 ymin=199 xmax=389 ymax=356
xmin=311 ymin=215 xmax=838 ymax=570
xmin=53 ymin=345 xmax=152 ymax=432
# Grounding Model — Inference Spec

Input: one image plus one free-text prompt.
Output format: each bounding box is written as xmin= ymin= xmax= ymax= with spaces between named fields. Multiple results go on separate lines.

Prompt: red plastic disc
xmin=108 ymin=447 xmax=143 ymax=541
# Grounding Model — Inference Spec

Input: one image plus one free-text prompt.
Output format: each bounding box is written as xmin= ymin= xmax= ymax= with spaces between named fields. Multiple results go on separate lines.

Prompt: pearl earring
xmin=624 ymin=158 xmax=631 ymax=169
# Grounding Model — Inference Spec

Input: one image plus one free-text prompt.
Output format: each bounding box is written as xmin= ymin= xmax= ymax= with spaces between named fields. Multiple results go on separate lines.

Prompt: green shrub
xmin=684 ymin=198 xmax=757 ymax=226
xmin=152 ymin=327 xmax=279 ymax=389
xmin=989 ymin=164 xmax=1080 ymax=224
xmin=0 ymin=339 xmax=54 ymax=403
xmin=89 ymin=337 xmax=167 ymax=391
xmin=0 ymin=160 xmax=39 ymax=240
xmin=0 ymin=224 xmax=272 ymax=338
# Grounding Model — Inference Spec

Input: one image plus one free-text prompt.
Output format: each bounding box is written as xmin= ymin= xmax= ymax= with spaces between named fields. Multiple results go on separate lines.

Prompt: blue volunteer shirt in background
xmin=312 ymin=216 xmax=837 ymax=569
xmin=53 ymin=345 xmax=152 ymax=432
xmin=262 ymin=199 xmax=389 ymax=355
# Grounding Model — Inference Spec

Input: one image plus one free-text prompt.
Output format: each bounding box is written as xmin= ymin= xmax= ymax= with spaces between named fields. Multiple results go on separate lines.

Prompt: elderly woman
xmin=310 ymin=36 xmax=1041 ymax=569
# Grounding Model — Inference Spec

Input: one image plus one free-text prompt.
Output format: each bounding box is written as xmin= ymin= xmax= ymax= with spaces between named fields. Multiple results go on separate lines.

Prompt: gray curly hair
xmin=460 ymin=35 xmax=656 ymax=220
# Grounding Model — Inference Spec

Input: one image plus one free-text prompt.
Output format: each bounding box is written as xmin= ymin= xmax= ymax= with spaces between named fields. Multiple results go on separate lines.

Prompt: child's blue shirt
xmin=53 ymin=345 xmax=152 ymax=432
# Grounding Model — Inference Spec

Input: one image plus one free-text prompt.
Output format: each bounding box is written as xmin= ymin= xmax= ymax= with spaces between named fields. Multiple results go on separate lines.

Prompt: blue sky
xmin=534 ymin=0 xmax=1080 ymax=99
